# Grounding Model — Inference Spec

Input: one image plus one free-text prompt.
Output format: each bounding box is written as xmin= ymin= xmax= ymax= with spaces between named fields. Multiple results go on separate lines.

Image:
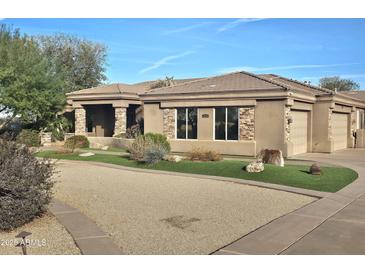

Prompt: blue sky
xmin=2 ymin=18 xmax=365 ymax=88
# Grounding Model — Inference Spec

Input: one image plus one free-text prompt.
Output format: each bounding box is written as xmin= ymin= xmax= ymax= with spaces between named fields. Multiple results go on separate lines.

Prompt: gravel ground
xmin=0 ymin=213 xmax=80 ymax=255
xmin=54 ymin=161 xmax=316 ymax=255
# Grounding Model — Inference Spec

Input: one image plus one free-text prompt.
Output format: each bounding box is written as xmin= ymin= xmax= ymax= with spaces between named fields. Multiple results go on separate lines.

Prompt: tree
xmin=319 ymin=76 xmax=360 ymax=92
xmin=37 ymin=33 xmax=107 ymax=92
xmin=0 ymin=25 xmax=65 ymax=132
xmin=149 ymin=76 xmax=175 ymax=89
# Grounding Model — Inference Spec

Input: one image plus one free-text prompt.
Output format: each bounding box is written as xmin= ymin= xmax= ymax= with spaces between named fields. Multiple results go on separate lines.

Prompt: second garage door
xmin=291 ymin=111 xmax=309 ymax=155
xmin=332 ymin=112 xmax=348 ymax=150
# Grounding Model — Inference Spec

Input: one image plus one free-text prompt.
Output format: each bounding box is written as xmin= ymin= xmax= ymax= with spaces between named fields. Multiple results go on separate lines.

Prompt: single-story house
xmin=65 ymin=71 xmax=365 ymax=157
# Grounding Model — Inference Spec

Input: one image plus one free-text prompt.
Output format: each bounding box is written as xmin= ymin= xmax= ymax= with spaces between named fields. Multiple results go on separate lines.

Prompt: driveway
xmin=53 ymin=160 xmax=315 ymax=255
xmin=214 ymin=149 xmax=365 ymax=255
xmin=283 ymin=149 xmax=365 ymax=254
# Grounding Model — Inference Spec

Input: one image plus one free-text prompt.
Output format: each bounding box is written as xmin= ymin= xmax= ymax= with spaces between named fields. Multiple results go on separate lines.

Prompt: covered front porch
xmin=64 ymin=83 xmax=143 ymax=137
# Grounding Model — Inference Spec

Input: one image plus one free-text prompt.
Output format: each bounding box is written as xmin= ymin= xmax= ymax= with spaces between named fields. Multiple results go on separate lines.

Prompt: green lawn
xmin=79 ymin=146 xmax=127 ymax=153
xmin=37 ymin=151 xmax=358 ymax=193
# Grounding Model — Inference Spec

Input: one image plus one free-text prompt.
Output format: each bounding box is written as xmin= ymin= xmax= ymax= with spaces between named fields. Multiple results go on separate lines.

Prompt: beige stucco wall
xmin=88 ymin=137 xmax=133 ymax=149
xmin=312 ymin=101 xmax=333 ymax=153
xmin=170 ymin=140 xmax=256 ymax=156
xmin=255 ymin=100 xmax=286 ymax=156
xmin=356 ymin=129 xmax=365 ymax=148
xmin=198 ymin=108 xmax=214 ymax=140
xmin=143 ymin=103 xmax=164 ymax=134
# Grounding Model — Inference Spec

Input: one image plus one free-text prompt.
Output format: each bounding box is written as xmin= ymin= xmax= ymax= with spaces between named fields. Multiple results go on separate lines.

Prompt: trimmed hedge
xmin=0 ymin=139 xmax=55 ymax=231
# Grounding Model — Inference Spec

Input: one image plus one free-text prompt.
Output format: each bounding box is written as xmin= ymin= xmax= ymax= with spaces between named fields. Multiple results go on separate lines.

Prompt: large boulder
xmin=257 ymin=149 xmax=284 ymax=167
xmin=245 ymin=161 xmax=264 ymax=173
xmin=163 ymin=155 xmax=183 ymax=163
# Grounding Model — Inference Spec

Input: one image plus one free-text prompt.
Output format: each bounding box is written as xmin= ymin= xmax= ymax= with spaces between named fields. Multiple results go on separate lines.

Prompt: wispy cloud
xmin=218 ymin=63 xmax=360 ymax=74
xmin=163 ymin=22 xmax=212 ymax=35
xmin=302 ymin=73 xmax=365 ymax=81
xmin=217 ymin=18 xmax=266 ymax=32
xmin=139 ymin=50 xmax=195 ymax=74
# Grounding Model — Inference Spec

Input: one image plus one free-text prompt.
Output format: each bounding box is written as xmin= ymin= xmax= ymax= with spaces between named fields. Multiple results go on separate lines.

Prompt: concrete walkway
xmin=213 ymin=149 xmax=365 ymax=255
xmin=50 ymin=199 xmax=123 ymax=255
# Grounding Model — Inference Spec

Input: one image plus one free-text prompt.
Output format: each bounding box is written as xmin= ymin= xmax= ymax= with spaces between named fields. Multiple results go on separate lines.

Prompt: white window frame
xmin=175 ymin=107 xmax=198 ymax=140
xmin=213 ymin=107 xmax=239 ymax=141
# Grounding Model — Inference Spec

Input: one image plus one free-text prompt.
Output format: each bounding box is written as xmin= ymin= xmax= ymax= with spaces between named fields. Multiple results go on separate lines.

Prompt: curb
xmin=49 ymin=198 xmax=123 ymax=255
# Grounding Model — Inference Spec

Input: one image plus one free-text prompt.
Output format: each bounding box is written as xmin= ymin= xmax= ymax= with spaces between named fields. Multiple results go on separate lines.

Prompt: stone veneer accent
xmin=40 ymin=132 xmax=52 ymax=146
xmin=114 ymin=107 xmax=127 ymax=136
xmin=239 ymin=107 xmax=255 ymax=140
xmin=285 ymin=106 xmax=291 ymax=142
xmin=328 ymin=109 xmax=333 ymax=139
xmin=163 ymin=108 xmax=175 ymax=139
xmin=75 ymin=107 xmax=86 ymax=135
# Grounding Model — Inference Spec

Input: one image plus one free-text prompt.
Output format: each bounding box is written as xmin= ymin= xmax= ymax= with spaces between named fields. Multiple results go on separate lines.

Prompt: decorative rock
xmin=257 ymin=149 xmax=284 ymax=167
xmin=79 ymin=152 xmax=95 ymax=157
xmin=245 ymin=161 xmax=264 ymax=173
xmin=90 ymin=143 xmax=104 ymax=149
xmin=310 ymin=163 xmax=321 ymax=175
xmin=101 ymin=146 xmax=109 ymax=151
xmin=163 ymin=155 xmax=183 ymax=163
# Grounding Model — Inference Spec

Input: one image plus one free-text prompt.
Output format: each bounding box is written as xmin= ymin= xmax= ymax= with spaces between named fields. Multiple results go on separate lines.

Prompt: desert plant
xmin=16 ymin=129 xmax=41 ymax=147
xmin=125 ymin=124 xmax=142 ymax=139
xmin=128 ymin=133 xmax=170 ymax=164
xmin=64 ymin=135 xmax=89 ymax=152
xmin=187 ymin=147 xmax=222 ymax=161
xmin=144 ymin=143 xmax=168 ymax=165
xmin=0 ymin=139 xmax=55 ymax=231
xmin=128 ymin=135 xmax=150 ymax=161
xmin=144 ymin=133 xmax=171 ymax=152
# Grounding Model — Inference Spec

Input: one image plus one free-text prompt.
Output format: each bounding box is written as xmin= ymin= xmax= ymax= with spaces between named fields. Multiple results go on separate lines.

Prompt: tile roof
xmin=339 ymin=90 xmax=365 ymax=102
xmin=259 ymin=74 xmax=333 ymax=96
xmin=143 ymin=71 xmax=287 ymax=95
xmin=66 ymin=83 xmax=145 ymax=96
xmin=66 ymin=78 xmax=203 ymax=96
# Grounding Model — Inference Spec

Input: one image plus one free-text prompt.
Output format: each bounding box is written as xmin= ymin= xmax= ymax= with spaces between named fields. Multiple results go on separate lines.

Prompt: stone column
xmin=284 ymin=106 xmax=291 ymax=142
xmin=239 ymin=107 xmax=255 ymax=140
xmin=163 ymin=108 xmax=175 ymax=139
xmin=75 ymin=107 xmax=86 ymax=135
xmin=114 ymin=107 xmax=127 ymax=136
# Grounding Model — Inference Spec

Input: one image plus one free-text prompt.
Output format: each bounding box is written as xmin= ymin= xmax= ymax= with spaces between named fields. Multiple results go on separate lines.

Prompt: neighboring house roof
xmin=259 ymin=74 xmax=333 ymax=96
xmin=142 ymin=71 xmax=288 ymax=96
xmin=339 ymin=90 xmax=365 ymax=102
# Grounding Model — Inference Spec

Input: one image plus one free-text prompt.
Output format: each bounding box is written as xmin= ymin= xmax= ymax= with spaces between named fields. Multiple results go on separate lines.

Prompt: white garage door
xmin=332 ymin=113 xmax=348 ymax=150
xmin=291 ymin=111 xmax=308 ymax=155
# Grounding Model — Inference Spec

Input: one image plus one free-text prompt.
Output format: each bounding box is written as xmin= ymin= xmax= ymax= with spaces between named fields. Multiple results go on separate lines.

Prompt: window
xmin=176 ymin=108 xmax=198 ymax=139
xmin=358 ymin=110 xmax=365 ymax=129
xmin=214 ymin=107 xmax=239 ymax=140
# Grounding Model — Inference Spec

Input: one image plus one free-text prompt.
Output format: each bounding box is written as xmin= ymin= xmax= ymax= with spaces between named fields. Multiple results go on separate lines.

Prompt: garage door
xmin=291 ymin=111 xmax=308 ymax=155
xmin=332 ymin=113 xmax=348 ymax=150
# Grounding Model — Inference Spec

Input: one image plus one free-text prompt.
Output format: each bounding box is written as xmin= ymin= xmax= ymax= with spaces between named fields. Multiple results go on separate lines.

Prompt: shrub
xmin=128 ymin=133 xmax=170 ymax=164
xmin=64 ymin=135 xmax=89 ymax=151
xmin=0 ymin=139 xmax=55 ymax=231
xmin=188 ymin=147 xmax=222 ymax=161
xmin=144 ymin=143 xmax=168 ymax=165
xmin=128 ymin=135 xmax=149 ymax=162
xmin=144 ymin=133 xmax=171 ymax=152
xmin=16 ymin=129 xmax=40 ymax=147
